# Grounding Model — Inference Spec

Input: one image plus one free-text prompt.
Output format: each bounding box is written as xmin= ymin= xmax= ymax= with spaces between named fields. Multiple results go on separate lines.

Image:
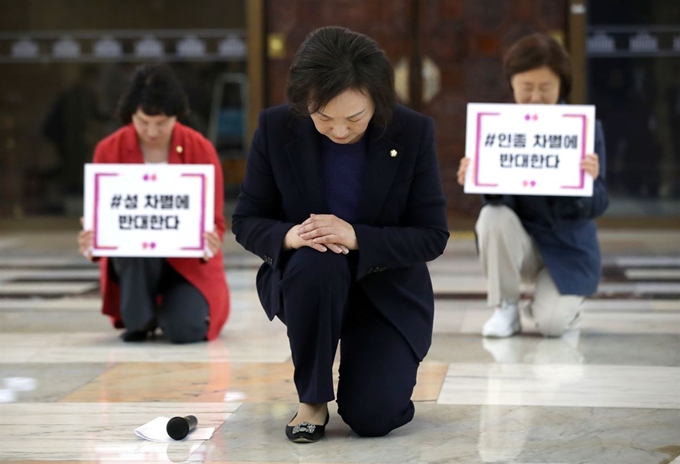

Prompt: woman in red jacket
xmin=78 ymin=64 xmax=229 ymax=343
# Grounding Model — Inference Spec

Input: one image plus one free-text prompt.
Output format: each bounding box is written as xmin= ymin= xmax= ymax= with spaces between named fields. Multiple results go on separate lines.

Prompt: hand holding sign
xmin=457 ymin=157 xmax=470 ymax=186
xmin=78 ymin=217 xmax=94 ymax=261
xmin=202 ymin=231 xmax=221 ymax=261
xmin=580 ymin=153 xmax=600 ymax=179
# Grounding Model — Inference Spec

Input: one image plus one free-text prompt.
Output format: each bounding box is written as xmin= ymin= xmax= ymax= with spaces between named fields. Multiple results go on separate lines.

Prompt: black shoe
xmin=120 ymin=330 xmax=148 ymax=342
xmin=121 ymin=319 xmax=157 ymax=343
xmin=285 ymin=412 xmax=329 ymax=443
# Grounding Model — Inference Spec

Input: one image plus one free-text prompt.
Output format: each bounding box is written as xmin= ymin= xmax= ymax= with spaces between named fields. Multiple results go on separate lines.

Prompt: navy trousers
xmin=277 ymin=248 xmax=419 ymax=437
xmin=110 ymin=257 xmax=209 ymax=344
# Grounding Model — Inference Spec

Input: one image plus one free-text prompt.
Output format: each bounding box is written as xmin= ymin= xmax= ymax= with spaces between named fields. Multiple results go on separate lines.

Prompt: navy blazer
xmin=232 ymin=104 xmax=449 ymax=359
xmin=485 ymin=120 xmax=609 ymax=296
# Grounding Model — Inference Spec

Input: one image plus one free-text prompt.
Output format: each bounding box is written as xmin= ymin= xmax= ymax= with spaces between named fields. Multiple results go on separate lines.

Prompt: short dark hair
xmin=117 ymin=64 xmax=189 ymax=124
xmin=286 ymin=26 xmax=396 ymax=127
xmin=503 ymin=34 xmax=573 ymax=100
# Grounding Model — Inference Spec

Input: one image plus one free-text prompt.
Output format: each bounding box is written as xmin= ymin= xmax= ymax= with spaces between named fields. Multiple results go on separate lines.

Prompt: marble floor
xmin=0 ymin=229 xmax=679 ymax=463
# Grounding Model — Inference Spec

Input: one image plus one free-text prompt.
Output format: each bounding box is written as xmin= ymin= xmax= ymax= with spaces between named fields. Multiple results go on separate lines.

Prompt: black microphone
xmin=166 ymin=415 xmax=198 ymax=440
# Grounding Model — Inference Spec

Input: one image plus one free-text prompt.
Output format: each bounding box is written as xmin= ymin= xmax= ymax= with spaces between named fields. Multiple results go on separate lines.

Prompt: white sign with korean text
xmin=83 ymin=164 xmax=215 ymax=257
xmin=464 ymin=103 xmax=595 ymax=196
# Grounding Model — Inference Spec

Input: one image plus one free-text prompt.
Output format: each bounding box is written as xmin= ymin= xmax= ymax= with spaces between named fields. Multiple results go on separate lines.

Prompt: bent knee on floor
xmin=342 ymin=413 xmax=397 ymax=438
xmin=338 ymin=399 xmax=414 ymax=438
xmin=533 ymin=314 xmax=572 ymax=337
xmin=532 ymin=296 xmax=583 ymax=338
xmin=535 ymin=324 xmax=569 ymax=338
xmin=162 ymin=322 xmax=207 ymax=344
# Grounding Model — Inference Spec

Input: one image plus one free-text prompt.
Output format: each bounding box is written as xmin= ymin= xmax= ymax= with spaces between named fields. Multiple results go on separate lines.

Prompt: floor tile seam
xmin=0 ymin=360 xmax=294 ymax=364
xmin=429 ymin=359 xmax=680 ymax=368
xmin=442 ymin=362 xmax=680 ymax=373
xmin=9 ymin=400 xmax=679 ymax=409
xmin=434 ymin=399 xmax=680 ymax=410
xmin=0 ymin=401 xmax=241 ymax=408
xmin=435 ymin=307 xmax=680 ymax=313
xmin=0 ymin=309 xmax=100 ymax=312
xmin=3 ymin=308 xmax=678 ymax=314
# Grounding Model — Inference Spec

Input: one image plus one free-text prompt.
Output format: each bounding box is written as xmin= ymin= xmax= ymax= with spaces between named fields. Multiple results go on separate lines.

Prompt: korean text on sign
xmin=83 ymin=164 xmax=215 ymax=258
xmin=463 ymin=103 xmax=595 ymax=197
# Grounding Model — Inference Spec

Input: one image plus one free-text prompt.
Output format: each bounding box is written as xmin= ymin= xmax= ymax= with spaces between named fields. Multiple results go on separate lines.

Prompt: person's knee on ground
xmin=337 ymin=395 xmax=415 ymax=437
xmin=531 ymin=269 xmax=583 ymax=338
xmin=533 ymin=306 xmax=582 ymax=337
xmin=534 ymin=315 xmax=570 ymax=337
xmin=161 ymin=320 xmax=208 ymax=345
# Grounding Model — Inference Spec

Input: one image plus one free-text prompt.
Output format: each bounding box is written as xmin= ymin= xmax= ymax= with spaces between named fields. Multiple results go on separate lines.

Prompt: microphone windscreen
xmin=167 ymin=415 xmax=198 ymax=440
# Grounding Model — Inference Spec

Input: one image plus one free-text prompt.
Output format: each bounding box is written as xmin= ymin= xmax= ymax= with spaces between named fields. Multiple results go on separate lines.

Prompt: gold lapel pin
xmin=176 ymin=145 xmax=183 ymax=153
xmin=390 ymin=149 xmax=398 ymax=158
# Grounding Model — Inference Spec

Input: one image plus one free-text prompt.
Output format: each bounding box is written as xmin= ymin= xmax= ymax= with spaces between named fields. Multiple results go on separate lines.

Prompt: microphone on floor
xmin=166 ymin=415 xmax=198 ymax=440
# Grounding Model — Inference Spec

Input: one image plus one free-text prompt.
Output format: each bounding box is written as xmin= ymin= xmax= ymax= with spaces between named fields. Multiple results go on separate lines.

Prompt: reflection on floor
xmin=0 ymin=230 xmax=678 ymax=463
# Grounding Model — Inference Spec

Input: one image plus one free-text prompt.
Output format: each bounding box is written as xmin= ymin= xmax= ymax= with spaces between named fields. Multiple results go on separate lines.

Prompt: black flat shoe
xmin=120 ymin=330 xmax=148 ymax=342
xmin=121 ymin=320 xmax=157 ymax=342
xmin=285 ymin=412 xmax=329 ymax=443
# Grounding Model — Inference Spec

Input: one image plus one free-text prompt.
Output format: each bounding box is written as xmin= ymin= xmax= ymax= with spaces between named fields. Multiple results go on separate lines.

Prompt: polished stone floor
xmin=0 ymin=229 xmax=679 ymax=463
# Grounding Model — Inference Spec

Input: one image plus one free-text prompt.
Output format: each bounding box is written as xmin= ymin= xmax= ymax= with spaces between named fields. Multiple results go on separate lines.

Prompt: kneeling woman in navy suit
xmin=233 ymin=26 xmax=449 ymax=442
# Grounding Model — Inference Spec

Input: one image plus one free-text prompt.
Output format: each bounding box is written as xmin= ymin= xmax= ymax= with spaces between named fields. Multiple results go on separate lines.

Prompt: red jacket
xmin=92 ymin=122 xmax=230 ymax=340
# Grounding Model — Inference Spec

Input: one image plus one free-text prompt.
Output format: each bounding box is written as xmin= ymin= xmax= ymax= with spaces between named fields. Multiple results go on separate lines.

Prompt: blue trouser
xmin=110 ymin=257 xmax=209 ymax=344
xmin=277 ymin=248 xmax=419 ymax=437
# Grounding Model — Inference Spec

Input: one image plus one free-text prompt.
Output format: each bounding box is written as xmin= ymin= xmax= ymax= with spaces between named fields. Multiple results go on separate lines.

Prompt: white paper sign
xmin=83 ymin=164 xmax=215 ymax=257
xmin=464 ymin=103 xmax=595 ymax=197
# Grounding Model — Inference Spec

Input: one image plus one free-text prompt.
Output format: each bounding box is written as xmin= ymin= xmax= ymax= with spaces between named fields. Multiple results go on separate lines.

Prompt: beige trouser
xmin=475 ymin=205 xmax=584 ymax=336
